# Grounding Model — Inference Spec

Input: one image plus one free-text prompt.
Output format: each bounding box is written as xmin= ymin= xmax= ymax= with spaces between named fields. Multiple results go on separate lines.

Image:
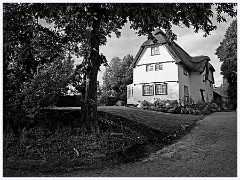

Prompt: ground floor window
xmin=128 ymin=87 xmax=131 ymax=98
xmin=155 ymin=83 xmax=167 ymax=95
xmin=143 ymin=84 xmax=154 ymax=96
xmin=184 ymin=85 xmax=189 ymax=97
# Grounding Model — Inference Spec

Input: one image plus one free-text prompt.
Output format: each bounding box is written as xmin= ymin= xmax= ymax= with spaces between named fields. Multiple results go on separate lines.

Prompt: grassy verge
xmin=3 ymin=107 xmax=200 ymax=177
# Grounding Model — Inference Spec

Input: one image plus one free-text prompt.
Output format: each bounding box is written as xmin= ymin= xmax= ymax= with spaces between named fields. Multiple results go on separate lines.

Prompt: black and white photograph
xmin=2 ymin=1 xmax=238 ymax=177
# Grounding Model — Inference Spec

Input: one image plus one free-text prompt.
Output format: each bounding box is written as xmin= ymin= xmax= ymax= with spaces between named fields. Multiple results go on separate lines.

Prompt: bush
xmin=3 ymin=56 xmax=74 ymax=133
xmin=55 ymin=95 xmax=83 ymax=107
xmin=140 ymin=100 xmax=153 ymax=108
xmin=153 ymin=99 xmax=165 ymax=107
xmin=99 ymin=95 xmax=118 ymax=106
xmin=138 ymin=99 xmax=226 ymax=116
xmin=116 ymin=100 xmax=126 ymax=106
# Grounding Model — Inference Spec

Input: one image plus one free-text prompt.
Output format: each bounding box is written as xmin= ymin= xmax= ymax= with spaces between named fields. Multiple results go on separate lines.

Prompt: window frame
xmin=146 ymin=64 xmax=154 ymax=72
xmin=184 ymin=85 xmax=189 ymax=97
xmin=151 ymin=46 xmax=160 ymax=56
xmin=155 ymin=63 xmax=163 ymax=71
xmin=203 ymin=75 xmax=206 ymax=82
xmin=142 ymin=84 xmax=154 ymax=96
xmin=127 ymin=87 xmax=131 ymax=99
xmin=155 ymin=83 xmax=167 ymax=95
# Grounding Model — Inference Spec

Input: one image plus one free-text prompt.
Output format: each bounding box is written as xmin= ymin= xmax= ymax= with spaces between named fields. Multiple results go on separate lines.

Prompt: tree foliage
xmin=215 ymin=19 xmax=237 ymax=109
xmin=22 ymin=56 xmax=74 ymax=115
xmin=102 ymin=55 xmax=133 ymax=104
xmin=3 ymin=4 xmax=74 ymax=131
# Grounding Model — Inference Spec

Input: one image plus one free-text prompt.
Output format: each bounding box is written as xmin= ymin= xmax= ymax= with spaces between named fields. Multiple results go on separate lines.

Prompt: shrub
xmin=4 ymin=56 xmax=74 ymax=133
xmin=116 ymin=100 xmax=126 ymax=106
xmin=139 ymin=99 xmax=226 ymax=116
xmin=21 ymin=57 xmax=74 ymax=118
xmin=141 ymin=100 xmax=152 ymax=108
xmin=153 ymin=99 xmax=165 ymax=107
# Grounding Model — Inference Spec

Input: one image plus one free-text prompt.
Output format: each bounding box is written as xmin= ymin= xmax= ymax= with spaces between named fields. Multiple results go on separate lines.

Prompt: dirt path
xmin=69 ymin=112 xmax=237 ymax=177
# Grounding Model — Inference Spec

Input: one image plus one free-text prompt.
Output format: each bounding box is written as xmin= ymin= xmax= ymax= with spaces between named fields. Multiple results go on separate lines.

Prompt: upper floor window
xmin=146 ymin=64 xmax=154 ymax=72
xmin=183 ymin=67 xmax=188 ymax=76
xmin=151 ymin=46 xmax=160 ymax=55
xmin=155 ymin=63 xmax=163 ymax=71
xmin=155 ymin=83 xmax=167 ymax=95
xmin=143 ymin=84 xmax=154 ymax=96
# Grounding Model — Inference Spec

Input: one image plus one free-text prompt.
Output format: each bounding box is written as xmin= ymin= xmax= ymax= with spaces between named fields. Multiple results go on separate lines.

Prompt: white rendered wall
xmin=137 ymin=45 xmax=175 ymax=65
xmin=131 ymin=82 xmax=179 ymax=104
xmin=189 ymin=69 xmax=214 ymax=103
xmin=133 ymin=45 xmax=178 ymax=84
xmin=189 ymin=72 xmax=205 ymax=103
xmin=178 ymin=64 xmax=191 ymax=102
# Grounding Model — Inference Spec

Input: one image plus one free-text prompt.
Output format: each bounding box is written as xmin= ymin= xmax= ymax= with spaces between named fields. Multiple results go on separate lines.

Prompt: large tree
xmin=215 ymin=19 xmax=237 ymax=109
xmin=4 ymin=3 xmax=237 ymax=133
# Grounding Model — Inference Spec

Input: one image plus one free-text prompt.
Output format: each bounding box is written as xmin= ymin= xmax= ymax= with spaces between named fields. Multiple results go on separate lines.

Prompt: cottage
xmin=127 ymin=29 xmax=215 ymax=105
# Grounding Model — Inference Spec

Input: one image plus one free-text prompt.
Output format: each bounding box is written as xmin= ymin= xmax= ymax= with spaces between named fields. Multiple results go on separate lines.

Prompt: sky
xmin=91 ymin=15 xmax=236 ymax=87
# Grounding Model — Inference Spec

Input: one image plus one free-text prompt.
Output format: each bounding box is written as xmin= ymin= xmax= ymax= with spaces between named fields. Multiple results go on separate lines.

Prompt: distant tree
xmin=102 ymin=55 xmax=133 ymax=104
xmin=216 ymin=77 xmax=228 ymax=98
xmin=215 ymin=19 xmax=237 ymax=109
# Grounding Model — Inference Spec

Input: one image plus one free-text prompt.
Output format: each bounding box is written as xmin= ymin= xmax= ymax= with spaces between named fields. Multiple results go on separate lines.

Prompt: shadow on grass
xmin=3 ymin=109 xmax=198 ymax=177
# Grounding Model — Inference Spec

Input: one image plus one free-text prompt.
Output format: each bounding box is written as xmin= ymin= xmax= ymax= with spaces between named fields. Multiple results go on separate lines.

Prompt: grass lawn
xmin=98 ymin=106 xmax=200 ymax=135
xmin=4 ymin=106 xmax=201 ymax=177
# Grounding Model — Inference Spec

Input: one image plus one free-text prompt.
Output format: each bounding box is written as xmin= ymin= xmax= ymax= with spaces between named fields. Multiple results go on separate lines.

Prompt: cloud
xmin=100 ymin=22 xmax=147 ymax=61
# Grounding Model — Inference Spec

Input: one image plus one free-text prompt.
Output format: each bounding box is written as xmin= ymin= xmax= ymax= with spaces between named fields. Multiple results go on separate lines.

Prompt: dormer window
xmin=151 ymin=46 xmax=160 ymax=55
xmin=146 ymin=64 xmax=154 ymax=72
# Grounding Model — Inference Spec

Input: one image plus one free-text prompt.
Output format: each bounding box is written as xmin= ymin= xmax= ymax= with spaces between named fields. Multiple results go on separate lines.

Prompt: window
xmin=146 ymin=64 xmax=154 ymax=72
xmin=155 ymin=83 xmax=167 ymax=95
xmin=132 ymin=87 xmax=134 ymax=97
xmin=128 ymin=87 xmax=131 ymax=98
xmin=203 ymin=75 xmax=206 ymax=82
xmin=183 ymin=67 xmax=188 ymax=75
xmin=184 ymin=85 xmax=189 ymax=97
xmin=209 ymin=82 xmax=212 ymax=87
xmin=155 ymin=63 xmax=163 ymax=71
xmin=143 ymin=85 xmax=154 ymax=96
xmin=151 ymin=46 xmax=160 ymax=55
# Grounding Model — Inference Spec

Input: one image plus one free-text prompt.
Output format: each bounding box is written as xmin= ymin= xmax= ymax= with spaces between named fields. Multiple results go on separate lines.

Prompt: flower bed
xmin=137 ymin=99 xmax=227 ymax=116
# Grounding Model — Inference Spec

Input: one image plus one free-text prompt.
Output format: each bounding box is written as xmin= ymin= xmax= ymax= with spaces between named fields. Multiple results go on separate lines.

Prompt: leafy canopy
xmin=23 ymin=3 xmax=237 ymax=59
xmin=215 ymin=19 xmax=237 ymax=109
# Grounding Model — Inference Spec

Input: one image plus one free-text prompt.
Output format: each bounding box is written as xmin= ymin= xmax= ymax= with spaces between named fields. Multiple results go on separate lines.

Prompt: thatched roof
xmin=133 ymin=29 xmax=215 ymax=73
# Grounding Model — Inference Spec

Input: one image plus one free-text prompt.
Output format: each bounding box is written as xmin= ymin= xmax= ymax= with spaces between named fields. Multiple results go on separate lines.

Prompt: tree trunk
xmin=80 ymin=5 xmax=103 ymax=134
xmin=80 ymin=59 xmax=99 ymax=133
